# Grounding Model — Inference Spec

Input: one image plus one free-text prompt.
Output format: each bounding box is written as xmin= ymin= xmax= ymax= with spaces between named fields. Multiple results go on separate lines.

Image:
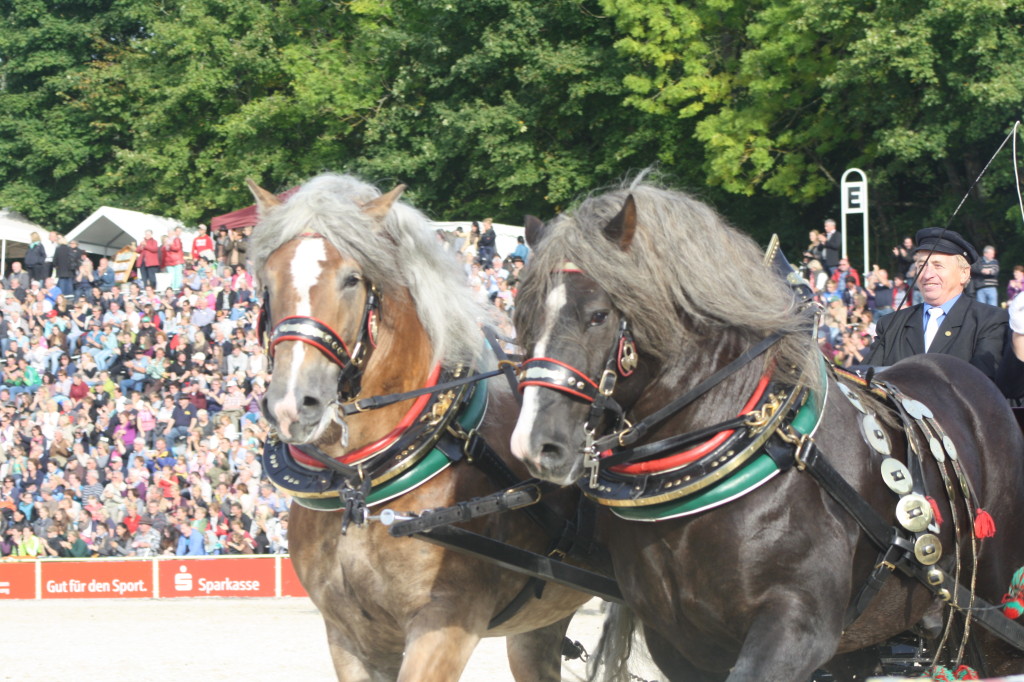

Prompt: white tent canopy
xmin=431 ymin=221 xmax=525 ymax=261
xmin=0 ymin=209 xmax=51 ymax=267
xmin=65 ymin=206 xmax=187 ymax=257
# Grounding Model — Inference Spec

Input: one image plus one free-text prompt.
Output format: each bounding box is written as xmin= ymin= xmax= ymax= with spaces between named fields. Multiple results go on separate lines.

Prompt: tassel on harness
xmin=973 ymin=508 xmax=995 ymax=538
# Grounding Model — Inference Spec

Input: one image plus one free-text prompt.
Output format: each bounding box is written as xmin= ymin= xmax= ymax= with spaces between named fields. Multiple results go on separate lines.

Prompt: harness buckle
xmin=792 ymin=433 xmax=813 ymax=470
xmin=744 ymin=392 xmax=784 ymax=431
xmin=583 ymin=428 xmax=601 ymax=488
xmin=598 ymin=369 xmax=617 ymax=397
xmin=462 ymin=428 xmax=479 ymax=462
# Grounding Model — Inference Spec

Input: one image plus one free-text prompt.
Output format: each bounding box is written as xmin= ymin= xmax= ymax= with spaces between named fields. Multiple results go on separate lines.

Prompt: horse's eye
xmin=343 ymin=274 xmax=362 ymax=289
xmin=588 ymin=311 xmax=608 ymax=327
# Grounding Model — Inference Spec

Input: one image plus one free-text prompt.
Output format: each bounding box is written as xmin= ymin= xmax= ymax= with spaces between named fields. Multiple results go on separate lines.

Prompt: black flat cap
xmin=913 ymin=228 xmax=979 ymax=264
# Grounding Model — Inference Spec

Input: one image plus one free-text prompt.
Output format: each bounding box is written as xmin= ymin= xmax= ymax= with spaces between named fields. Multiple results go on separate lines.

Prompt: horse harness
xmin=518 ymin=251 xmax=1024 ymax=655
xmin=260 ymin=264 xmax=616 ymax=625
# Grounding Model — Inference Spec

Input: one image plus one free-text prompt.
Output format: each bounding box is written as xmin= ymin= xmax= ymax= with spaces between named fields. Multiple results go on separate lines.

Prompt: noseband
xmin=519 ymin=318 xmax=637 ymax=435
xmin=259 ymin=233 xmax=380 ymax=402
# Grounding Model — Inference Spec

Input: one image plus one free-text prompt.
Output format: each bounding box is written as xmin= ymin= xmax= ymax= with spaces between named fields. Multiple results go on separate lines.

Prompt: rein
xmin=595 ymin=331 xmax=784 ymax=452
xmin=334 ymin=364 xmax=512 ymax=417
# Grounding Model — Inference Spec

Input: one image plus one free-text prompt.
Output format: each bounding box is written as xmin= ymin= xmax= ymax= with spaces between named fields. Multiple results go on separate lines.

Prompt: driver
xmin=863 ymin=228 xmax=1024 ymax=398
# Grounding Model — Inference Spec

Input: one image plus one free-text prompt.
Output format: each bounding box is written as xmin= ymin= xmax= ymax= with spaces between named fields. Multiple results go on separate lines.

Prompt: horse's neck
xmin=344 ymin=293 xmax=436 ymax=446
xmin=641 ymin=334 xmax=771 ymax=437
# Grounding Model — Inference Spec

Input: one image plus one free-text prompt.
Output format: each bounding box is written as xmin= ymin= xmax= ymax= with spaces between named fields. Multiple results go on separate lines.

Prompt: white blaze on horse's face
xmin=273 ymin=238 xmax=328 ymax=439
xmin=511 ymin=282 xmax=572 ymax=476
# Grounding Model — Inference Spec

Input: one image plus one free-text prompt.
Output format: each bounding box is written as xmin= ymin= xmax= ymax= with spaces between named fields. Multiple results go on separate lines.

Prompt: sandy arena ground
xmin=0 ymin=596 xmax=658 ymax=681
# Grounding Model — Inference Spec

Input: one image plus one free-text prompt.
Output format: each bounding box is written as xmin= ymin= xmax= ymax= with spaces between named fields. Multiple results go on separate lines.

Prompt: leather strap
xmin=800 ymin=440 xmax=1024 ymax=650
xmin=400 ymin=525 xmax=623 ymax=604
xmin=594 ymin=332 xmax=783 ymax=451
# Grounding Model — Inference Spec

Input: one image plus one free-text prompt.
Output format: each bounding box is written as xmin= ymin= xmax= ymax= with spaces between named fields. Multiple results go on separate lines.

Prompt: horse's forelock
xmin=250 ymin=173 xmax=488 ymax=369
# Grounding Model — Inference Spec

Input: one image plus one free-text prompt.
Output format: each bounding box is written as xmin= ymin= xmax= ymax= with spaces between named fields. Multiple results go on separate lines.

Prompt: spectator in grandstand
xmin=175 ymin=521 xmax=206 ymax=555
xmin=224 ymin=517 xmax=255 ymax=554
xmin=158 ymin=524 xmax=180 ymax=555
xmin=268 ymin=512 xmax=288 ymax=554
xmin=57 ymin=528 xmax=91 ymax=558
xmin=130 ymin=516 xmax=160 ymax=557
xmin=165 ymin=393 xmax=197 ymax=445
xmin=13 ymin=524 xmax=44 ymax=557
xmin=106 ymin=522 xmax=133 ymax=556
xmin=162 ymin=229 xmax=185 ymax=291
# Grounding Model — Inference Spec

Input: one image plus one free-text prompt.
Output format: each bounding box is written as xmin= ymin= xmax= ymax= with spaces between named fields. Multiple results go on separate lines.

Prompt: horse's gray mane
xmin=516 ymin=177 xmax=821 ymax=388
xmin=248 ymin=173 xmax=490 ymax=369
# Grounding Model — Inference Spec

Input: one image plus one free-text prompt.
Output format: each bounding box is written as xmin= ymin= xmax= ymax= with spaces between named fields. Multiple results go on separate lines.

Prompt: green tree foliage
xmin=73 ymin=0 xmax=390 ymax=223
xmin=0 ymin=0 xmax=147 ymax=225
xmin=601 ymin=0 xmax=1024 ymax=256
xmin=1 ymin=0 xmax=1022 ymax=267
xmin=351 ymin=0 xmax=681 ymax=220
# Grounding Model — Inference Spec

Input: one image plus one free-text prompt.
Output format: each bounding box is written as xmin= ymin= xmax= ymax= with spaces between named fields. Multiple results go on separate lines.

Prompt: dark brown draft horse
xmin=248 ymin=173 xmax=589 ymax=681
xmin=509 ymin=179 xmax=1024 ymax=680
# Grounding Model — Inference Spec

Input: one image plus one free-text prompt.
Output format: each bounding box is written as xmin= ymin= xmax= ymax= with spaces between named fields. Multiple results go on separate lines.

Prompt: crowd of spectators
xmin=800 ymin=222 xmax=1018 ymax=369
xmin=0 ymin=225 xmax=290 ymax=559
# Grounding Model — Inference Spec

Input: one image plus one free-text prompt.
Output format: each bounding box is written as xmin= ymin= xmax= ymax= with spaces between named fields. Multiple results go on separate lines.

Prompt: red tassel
xmin=1002 ymin=598 xmax=1024 ymax=619
xmin=954 ymin=665 xmax=980 ymax=679
xmin=926 ymin=496 xmax=943 ymax=526
xmin=974 ymin=508 xmax=996 ymax=538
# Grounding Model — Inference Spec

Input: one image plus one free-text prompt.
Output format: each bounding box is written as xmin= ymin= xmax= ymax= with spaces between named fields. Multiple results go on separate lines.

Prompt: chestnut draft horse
xmin=509 ymin=179 xmax=1024 ymax=680
xmin=248 ymin=174 xmax=590 ymax=682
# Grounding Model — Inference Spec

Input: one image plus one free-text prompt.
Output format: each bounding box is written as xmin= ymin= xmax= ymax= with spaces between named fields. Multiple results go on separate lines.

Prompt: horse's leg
xmin=725 ymin=605 xmax=840 ymax=682
xmin=396 ymin=625 xmax=482 ymax=682
xmin=324 ymin=620 xmax=397 ymax=682
xmin=505 ymin=615 xmax=573 ymax=682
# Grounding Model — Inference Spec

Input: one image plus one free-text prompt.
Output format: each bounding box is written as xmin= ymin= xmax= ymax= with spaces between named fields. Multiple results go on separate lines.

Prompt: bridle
xmin=517 ymin=262 xmax=639 ymax=444
xmin=519 ymin=317 xmax=638 ymax=442
xmin=517 ymin=263 xmax=785 ymax=484
xmin=258 ymin=233 xmax=380 ymax=404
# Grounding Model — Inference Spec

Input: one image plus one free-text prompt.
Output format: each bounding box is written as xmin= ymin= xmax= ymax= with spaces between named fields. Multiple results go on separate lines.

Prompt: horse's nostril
xmin=540 ymin=443 xmax=564 ymax=458
xmin=301 ymin=395 xmax=321 ymax=409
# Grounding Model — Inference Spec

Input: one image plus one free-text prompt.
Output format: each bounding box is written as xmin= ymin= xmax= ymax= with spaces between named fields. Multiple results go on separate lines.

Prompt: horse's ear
xmin=361 ymin=184 xmax=407 ymax=219
xmin=603 ymin=195 xmax=636 ymax=251
xmin=246 ymin=178 xmax=281 ymax=210
xmin=524 ymin=215 xmax=547 ymax=248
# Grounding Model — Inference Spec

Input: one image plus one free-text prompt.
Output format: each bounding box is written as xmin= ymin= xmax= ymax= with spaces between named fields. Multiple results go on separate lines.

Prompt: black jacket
xmin=865 ymin=295 xmax=1024 ymax=398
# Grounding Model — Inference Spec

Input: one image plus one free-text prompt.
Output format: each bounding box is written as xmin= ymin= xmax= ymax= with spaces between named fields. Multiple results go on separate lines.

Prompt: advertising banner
xmin=280 ymin=557 xmax=307 ymax=597
xmin=0 ymin=556 xmax=309 ymax=600
xmin=41 ymin=560 xmax=153 ymax=599
xmin=159 ymin=558 xmax=275 ymax=598
xmin=0 ymin=561 xmax=36 ymax=600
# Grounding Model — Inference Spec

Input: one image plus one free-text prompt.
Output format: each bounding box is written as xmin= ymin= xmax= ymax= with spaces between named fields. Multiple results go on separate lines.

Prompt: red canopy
xmin=210 ymin=187 xmax=299 ymax=230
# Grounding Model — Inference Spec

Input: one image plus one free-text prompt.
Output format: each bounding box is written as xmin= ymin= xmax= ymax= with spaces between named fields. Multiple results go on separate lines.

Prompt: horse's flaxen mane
xmin=516 ymin=177 xmax=821 ymax=387
xmin=248 ymin=173 xmax=489 ymax=369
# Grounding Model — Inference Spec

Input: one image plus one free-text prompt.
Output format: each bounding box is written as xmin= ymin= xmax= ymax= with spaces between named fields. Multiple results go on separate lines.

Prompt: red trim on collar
xmin=605 ymin=369 xmax=773 ymax=475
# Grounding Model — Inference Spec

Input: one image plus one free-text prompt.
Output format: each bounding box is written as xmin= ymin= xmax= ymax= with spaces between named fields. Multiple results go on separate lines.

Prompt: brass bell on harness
xmin=896 ymin=494 xmax=933 ymax=533
xmin=914 ymin=533 xmax=943 ymax=566
xmin=880 ymin=458 xmax=913 ymax=496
